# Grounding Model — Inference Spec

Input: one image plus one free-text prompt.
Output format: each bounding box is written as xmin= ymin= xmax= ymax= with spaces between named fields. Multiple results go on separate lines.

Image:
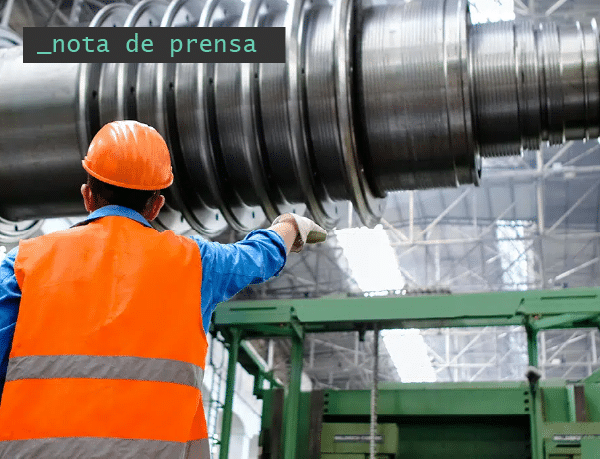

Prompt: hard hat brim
xmin=82 ymin=160 xmax=173 ymax=191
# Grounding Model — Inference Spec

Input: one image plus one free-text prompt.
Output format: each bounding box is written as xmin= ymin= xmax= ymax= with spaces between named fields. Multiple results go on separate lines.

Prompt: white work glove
xmin=272 ymin=213 xmax=327 ymax=252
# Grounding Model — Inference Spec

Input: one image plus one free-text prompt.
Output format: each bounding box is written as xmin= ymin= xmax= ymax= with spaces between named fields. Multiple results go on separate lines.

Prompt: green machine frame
xmin=211 ymin=288 xmax=600 ymax=459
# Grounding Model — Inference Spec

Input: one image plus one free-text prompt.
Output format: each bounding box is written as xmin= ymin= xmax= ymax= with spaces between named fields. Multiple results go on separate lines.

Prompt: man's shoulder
xmin=16 ymin=226 xmax=74 ymax=248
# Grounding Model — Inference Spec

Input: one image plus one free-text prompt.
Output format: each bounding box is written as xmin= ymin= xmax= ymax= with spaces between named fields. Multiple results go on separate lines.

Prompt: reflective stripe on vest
xmin=6 ymin=355 xmax=204 ymax=389
xmin=0 ymin=437 xmax=210 ymax=459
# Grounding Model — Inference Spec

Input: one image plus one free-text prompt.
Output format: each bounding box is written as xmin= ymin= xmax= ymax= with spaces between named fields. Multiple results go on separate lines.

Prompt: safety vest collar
xmin=71 ymin=205 xmax=153 ymax=229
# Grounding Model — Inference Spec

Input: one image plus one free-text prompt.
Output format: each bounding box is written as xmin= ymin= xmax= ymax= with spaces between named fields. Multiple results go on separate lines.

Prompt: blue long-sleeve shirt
xmin=0 ymin=205 xmax=286 ymax=399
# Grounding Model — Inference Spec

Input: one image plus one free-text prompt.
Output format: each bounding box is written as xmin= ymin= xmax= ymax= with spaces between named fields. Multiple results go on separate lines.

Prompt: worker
xmin=0 ymin=120 xmax=326 ymax=458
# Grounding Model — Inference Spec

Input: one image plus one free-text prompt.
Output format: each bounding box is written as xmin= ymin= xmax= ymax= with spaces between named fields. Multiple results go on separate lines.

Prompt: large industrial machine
xmin=212 ymin=289 xmax=600 ymax=459
xmin=1 ymin=0 xmax=599 ymax=239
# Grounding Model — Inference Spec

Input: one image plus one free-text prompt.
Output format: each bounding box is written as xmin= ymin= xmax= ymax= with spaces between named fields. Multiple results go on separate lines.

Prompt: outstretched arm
xmin=192 ymin=214 xmax=327 ymax=331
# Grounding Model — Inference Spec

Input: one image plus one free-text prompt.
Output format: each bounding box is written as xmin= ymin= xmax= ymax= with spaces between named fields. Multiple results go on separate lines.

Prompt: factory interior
xmin=2 ymin=0 xmax=600 ymax=457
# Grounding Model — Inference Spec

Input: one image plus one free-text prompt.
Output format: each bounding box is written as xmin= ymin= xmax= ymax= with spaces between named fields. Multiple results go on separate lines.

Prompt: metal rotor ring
xmin=237 ymin=0 xmax=289 ymax=221
xmin=444 ymin=0 xmax=478 ymax=184
xmin=165 ymin=0 xmax=231 ymax=236
xmin=560 ymin=21 xmax=588 ymax=140
xmin=287 ymin=0 xmax=339 ymax=229
xmin=195 ymin=0 xmax=268 ymax=232
xmin=0 ymin=22 xmax=40 ymax=237
xmin=538 ymin=22 xmax=563 ymax=145
xmin=302 ymin=0 xmax=360 ymax=223
xmin=161 ymin=0 xmax=205 ymax=26
xmin=470 ymin=21 xmax=522 ymax=158
xmin=0 ymin=26 xmax=22 ymax=48
xmin=257 ymin=1 xmax=309 ymax=219
xmin=253 ymin=0 xmax=307 ymax=219
xmin=212 ymin=0 xmax=268 ymax=231
xmin=0 ymin=218 xmax=43 ymax=244
xmin=153 ymin=0 xmax=226 ymax=236
xmin=119 ymin=0 xmax=170 ymax=120
xmin=514 ymin=21 xmax=542 ymax=151
xmin=304 ymin=0 xmax=343 ymax=201
xmin=157 ymin=48 xmax=221 ymax=235
xmin=92 ymin=4 xmax=133 ymax=127
xmin=88 ymin=3 xmax=132 ymax=26
xmin=141 ymin=0 xmax=203 ymax=234
xmin=333 ymin=0 xmax=383 ymax=226
xmin=172 ymin=0 xmax=250 ymax=233
xmin=582 ymin=19 xmax=600 ymax=139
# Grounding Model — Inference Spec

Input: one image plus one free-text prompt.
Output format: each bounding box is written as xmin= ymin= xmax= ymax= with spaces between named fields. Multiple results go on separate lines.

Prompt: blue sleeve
xmin=0 ymin=247 xmax=21 ymax=403
xmin=190 ymin=229 xmax=287 ymax=333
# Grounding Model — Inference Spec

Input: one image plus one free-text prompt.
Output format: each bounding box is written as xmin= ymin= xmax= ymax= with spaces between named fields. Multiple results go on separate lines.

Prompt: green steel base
xmin=209 ymin=287 xmax=600 ymax=458
xmin=260 ymin=381 xmax=600 ymax=459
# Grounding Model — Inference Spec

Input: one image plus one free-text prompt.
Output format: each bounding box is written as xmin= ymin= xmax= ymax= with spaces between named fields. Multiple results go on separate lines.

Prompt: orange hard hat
xmin=82 ymin=120 xmax=174 ymax=190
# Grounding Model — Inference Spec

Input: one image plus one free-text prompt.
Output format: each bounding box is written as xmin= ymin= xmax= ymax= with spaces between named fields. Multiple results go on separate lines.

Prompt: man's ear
xmin=81 ymin=184 xmax=94 ymax=212
xmin=145 ymin=194 xmax=165 ymax=222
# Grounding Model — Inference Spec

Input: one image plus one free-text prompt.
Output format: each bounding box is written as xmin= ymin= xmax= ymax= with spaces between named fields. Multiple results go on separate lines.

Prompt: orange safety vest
xmin=0 ymin=216 xmax=210 ymax=458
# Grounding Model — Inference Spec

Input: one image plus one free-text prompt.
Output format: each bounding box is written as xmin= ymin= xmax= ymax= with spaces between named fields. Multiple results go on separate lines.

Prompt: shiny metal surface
xmin=0 ymin=218 xmax=43 ymax=244
xmin=213 ymin=0 xmax=269 ymax=231
xmin=358 ymin=0 xmax=477 ymax=193
xmin=92 ymin=4 xmax=133 ymax=125
xmin=118 ymin=0 xmax=169 ymax=120
xmin=167 ymin=0 xmax=230 ymax=235
xmin=304 ymin=2 xmax=339 ymax=199
xmin=286 ymin=0 xmax=339 ymax=228
xmin=0 ymin=47 xmax=86 ymax=221
xmin=514 ymin=22 xmax=541 ymax=152
xmin=237 ymin=0 xmax=287 ymax=220
xmin=444 ymin=0 xmax=477 ymax=186
xmin=1 ymin=0 xmax=599 ymax=235
xmin=257 ymin=0 xmax=313 ymax=219
xmin=334 ymin=0 xmax=384 ymax=226
xmin=0 ymin=26 xmax=21 ymax=48
xmin=144 ymin=0 xmax=199 ymax=234
xmin=0 ymin=26 xmax=41 ymax=242
xmin=470 ymin=18 xmax=600 ymax=154
xmin=470 ymin=21 xmax=522 ymax=157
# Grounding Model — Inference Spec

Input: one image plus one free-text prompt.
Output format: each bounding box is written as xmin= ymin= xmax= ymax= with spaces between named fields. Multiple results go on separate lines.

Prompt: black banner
xmin=23 ymin=27 xmax=286 ymax=63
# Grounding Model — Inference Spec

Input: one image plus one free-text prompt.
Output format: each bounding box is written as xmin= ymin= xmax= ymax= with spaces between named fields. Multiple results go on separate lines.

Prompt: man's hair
xmin=87 ymin=174 xmax=160 ymax=214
